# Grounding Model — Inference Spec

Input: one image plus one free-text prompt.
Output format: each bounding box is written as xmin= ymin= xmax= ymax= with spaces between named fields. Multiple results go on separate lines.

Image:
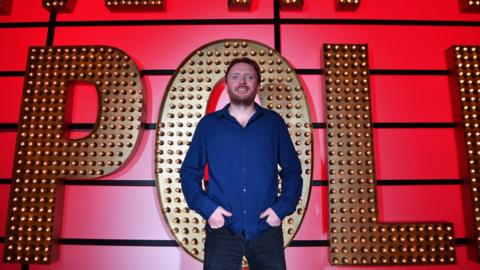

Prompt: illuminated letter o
xmin=155 ymin=39 xmax=313 ymax=263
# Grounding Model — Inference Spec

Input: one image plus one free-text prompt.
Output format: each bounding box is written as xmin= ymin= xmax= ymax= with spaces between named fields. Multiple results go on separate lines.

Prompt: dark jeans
xmin=203 ymin=225 xmax=286 ymax=270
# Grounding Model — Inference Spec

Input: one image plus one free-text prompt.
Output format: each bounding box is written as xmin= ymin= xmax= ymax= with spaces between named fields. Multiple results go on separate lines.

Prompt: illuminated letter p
xmin=3 ymin=46 xmax=144 ymax=264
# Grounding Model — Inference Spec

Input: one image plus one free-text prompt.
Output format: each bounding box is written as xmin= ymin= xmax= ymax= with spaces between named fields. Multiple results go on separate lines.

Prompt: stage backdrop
xmin=1 ymin=0 xmax=480 ymax=269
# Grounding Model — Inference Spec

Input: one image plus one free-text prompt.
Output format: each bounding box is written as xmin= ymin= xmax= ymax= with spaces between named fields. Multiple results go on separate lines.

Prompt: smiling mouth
xmin=235 ymin=86 xmax=250 ymax=93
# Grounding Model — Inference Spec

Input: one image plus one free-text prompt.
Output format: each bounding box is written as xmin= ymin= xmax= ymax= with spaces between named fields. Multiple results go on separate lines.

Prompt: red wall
xmin=1 ymin=0 xmax=480 ymax=269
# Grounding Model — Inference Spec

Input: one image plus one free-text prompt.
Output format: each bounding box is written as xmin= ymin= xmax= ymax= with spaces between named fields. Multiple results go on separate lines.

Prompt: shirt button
xmin=243 ymin=188 xmax=247 ymax=192
xmin=243 ymin=210 xmax=247 ymax=214
xmin=242 ymin=167 xmax=246 ymax=172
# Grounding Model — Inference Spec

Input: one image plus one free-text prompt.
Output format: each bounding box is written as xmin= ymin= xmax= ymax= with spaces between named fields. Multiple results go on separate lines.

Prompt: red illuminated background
xmin=1 ymin=0 xmax=480 ymax=269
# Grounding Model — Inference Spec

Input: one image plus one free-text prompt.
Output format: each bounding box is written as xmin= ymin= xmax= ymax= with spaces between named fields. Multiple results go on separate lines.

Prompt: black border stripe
xmin=0 ymin=236 xmax=473 ymax=247
xmin=59 ymin=238 xmax=178 ymax=247
xmin=0 ymin=122 xmax=457 ymax=131
xmin=141 ymin=69 xmax=175 ymax=76
xmin=56 ymin=19 xmax=274 ymax=27
xmin=370 ymin=69 xmax=449 ymax=76
xmin=295 ymin=69 xmax=449 ymax=76
xmin=0 ymin=179 xmax=10 ymax=184
xmin=377 ymin=179 xmax=464 ymax=185
xmin=0 ymin=22 xmax=49 ymax=28
xmin=46 ymin=10 xmax=56 ymax=46
xmin=0 ymin=69 xmax=450 ymax=77
xmin=312 ymin=179 xmax=464 ymax=186
xmin=2 ymin=19 xmax=479 ymax=28
xmin=373 ymin=123 xmax=457 ymax=128
xmin=455 ymin=238 xmax=470 ymax=245
xmin=280 ymin=18 xmax=480 ymax=27
xmin=0 ymin=71 xmax=24 ymax=77
xmin=21 ymin=264 xmax=29 ymax=270
xmin=65 ymin=180 xmax=156 ymax=186
xmin=0 ymin=179 xmax=464 ymax=187
xmin=273 ymin=0 xmax=281 ymax=53
xmin=288 ymin=240 xmax=329 ymax=247
xmin=52 ymin=238 xmax=471 ymax=247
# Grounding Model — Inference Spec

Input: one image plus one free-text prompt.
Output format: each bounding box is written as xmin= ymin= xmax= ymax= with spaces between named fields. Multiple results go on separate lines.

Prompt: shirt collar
xmin=217 ymin=102 xmax=264 ymax=119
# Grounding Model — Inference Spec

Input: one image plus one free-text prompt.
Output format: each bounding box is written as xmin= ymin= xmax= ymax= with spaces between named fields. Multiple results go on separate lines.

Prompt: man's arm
xmin=180 ymin=118 xmax=218 ymax=220
xmin=270 ymin=115 xmax=303 ymax=220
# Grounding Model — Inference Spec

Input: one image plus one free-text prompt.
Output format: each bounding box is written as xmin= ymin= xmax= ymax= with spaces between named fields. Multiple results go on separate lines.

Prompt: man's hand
xmin=208 ymin=206 xmax=232 ymax=229
xmin=260 ymin=208 xmax=281 ymax=227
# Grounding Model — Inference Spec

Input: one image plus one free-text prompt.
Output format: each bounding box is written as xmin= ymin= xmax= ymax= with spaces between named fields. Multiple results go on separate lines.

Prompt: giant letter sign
xmin=449 ymin=45 xmax=480 ymax=262
xmin=3 ymin=46 xmax=144 ymax=264
xmin=324 ymin=44 xmax=456 ymax=265
xmin=155 ymin=40 xmax=312 ymax=265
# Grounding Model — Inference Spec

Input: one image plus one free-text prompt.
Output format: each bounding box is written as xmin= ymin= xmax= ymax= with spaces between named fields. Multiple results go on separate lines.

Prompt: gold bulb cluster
xmin=279 ymin=0 xmax=303 ymax=10
xmin=227 ymin=0 xmax=251 ymax=10
xmin=155 ymin=40 xmax=312 ymax=265
xmin=324 ymin=44 xmax=456 ymax=265
xmin=105 ymin=0 xmax=164 ymax=10
xmin=42 ymin=0 xmax=73 ymax=11
xmin=4 ymin=46 xmax=144 ymax=264
xmin=459 ymin=0 xmax=480 ymax=12
xmin=451 ymin=45 xmax=480 ymax=260
xmin=336 ymin=0 xmax=360 ymax=11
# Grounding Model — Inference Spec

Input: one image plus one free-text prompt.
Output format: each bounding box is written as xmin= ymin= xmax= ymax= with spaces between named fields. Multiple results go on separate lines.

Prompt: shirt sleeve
xmin=271 ymin=114 xmax=303 ymax=220
xmin=180 ymin=118 xmax=218 ymax=220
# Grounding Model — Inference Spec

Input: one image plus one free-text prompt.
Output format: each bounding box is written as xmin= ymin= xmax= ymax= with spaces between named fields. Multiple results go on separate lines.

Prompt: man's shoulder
xmin=197 ymin=111 xmax=221 ymax=127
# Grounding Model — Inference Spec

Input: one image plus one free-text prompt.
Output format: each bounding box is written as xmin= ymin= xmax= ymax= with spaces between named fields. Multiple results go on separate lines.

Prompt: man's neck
xmin=228 ymin=102 xmax=256 ymax=127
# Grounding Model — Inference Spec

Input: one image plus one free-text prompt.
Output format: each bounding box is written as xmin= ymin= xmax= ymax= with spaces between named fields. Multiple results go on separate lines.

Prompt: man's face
xmin=225 ymin=62 xmax=259 ymax=106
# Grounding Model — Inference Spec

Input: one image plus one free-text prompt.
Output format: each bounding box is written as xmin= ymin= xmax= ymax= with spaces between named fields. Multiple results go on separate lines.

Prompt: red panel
xmin=62 ymin=186 xmax=170 ymax=240
xmin=312 ymin=129 xmax=327 ymax=181
xmin=29 ymin=245 xmax=203 ymax=270
xmin=0 ymin=0 xmax=49 ymax=22
xmin=64 ymin=81 xmax=98 ymax=124
xmin=0 ymin=184 xmax=10 ymax=236
xmin=53 ymin=25 xmax=274 ymax=70
xmin=0 ymin=132 xmax=16 ymax=179
xmin=286 ymin=247 xmax=330 ymax=270
xmin=0 ymin=76 xmax=23 ymax=123
xmin=0 ymin=244 xmax=21 ymax=270
xmin=374 ymin=128 xmax=460 ymax=180
xmin=293 ymin=186 xmax=328 ymax=241
xmin=370 ymin=75 xmax=454 ymax=123
xmin=282 ymin=25 xmax=480 ymax=70
xmin=57 ymin=0 xmax=273 ymax=21
xmin=0 ymin=28 xmax=47 ymax=71
xmin=378 ymin=185 xmax=465 ymax=238
xmin=280 ymin=0 xmax=480 ymax=21
xmin=299 ymin=75 xmax=323 ymax=123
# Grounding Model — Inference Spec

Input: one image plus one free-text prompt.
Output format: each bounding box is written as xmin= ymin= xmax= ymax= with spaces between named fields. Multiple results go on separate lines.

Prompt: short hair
xmin=225 ymin=57 xmax=261 ymax=85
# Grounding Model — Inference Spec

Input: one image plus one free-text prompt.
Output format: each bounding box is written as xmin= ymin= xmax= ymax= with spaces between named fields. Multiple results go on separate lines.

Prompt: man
xmin=180 ymin=57 xmax=302 ymax=270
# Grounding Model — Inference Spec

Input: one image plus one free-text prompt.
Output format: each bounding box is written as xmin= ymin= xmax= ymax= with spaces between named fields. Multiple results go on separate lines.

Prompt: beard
xmin=227 ymin=85 xmax=257 ymax=106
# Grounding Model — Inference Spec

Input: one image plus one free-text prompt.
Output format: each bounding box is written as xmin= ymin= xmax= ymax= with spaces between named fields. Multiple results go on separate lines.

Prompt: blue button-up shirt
xmin=180 ymin=103 xmax=302 ymax=240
